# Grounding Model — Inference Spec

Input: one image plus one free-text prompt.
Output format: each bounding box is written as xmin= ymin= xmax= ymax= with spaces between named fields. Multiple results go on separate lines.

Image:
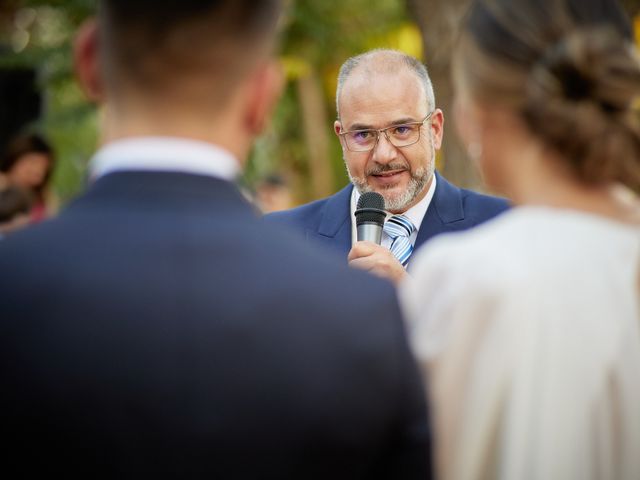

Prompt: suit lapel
xmin=306 ymin=184 xmax=353 ymax=258
xmin=414 ymin=172 xmax=465 ymax=249
xmin=302 ymin=175 xmax=466 ymax=257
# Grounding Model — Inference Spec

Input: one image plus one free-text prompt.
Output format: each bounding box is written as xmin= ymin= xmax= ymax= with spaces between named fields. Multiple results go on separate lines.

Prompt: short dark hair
xmin=99 ymin=0 xmax=282 ymax=100
xmin=0 ymin=133 xmax=52 ymax=173
xmin=336 ymin=49 xmax=435 ymax=117
xmin=0 ymin=133 xmax=54 ymax=194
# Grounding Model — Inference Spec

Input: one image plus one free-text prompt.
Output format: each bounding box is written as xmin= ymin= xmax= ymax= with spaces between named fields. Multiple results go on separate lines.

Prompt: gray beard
xmin=347 ymin=138 xmax=435 ymax=213
xmin=349 ymin=167 xmax=430 ymax=212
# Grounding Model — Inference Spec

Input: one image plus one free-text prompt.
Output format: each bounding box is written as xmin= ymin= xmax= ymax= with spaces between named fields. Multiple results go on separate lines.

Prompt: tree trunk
xmin=296 ymin=71 xmax=334 ymax=200
xmin=0 ymin=0 xmax=20 ymax=45
xmin=406 ymin=0 xmax=482 ymax=190
xmin=621 ymin=0 xmax=640 ymax=17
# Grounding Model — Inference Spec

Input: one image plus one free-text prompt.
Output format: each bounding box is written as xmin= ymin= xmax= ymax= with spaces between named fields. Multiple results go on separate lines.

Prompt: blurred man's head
xmin=75 ymin=0 xmax=283 ymax=159
xmin=334 ymin=50 xmax=443 ymax=214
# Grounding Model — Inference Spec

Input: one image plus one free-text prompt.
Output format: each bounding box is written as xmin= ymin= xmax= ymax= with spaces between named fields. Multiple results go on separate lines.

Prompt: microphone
xmin=355 ymin=192 xmax=386 ymax=244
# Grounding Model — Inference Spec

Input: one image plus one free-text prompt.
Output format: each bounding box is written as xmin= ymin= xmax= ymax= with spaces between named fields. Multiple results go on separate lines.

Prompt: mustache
xmin=365 ymin=162 xmax=409 ymax=176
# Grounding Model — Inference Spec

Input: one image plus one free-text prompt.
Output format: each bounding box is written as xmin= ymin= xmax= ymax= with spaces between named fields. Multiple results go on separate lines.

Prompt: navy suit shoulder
xmin=414 ymin=172 xmax=509 ymax=247
xmin=455 ymin=185 xmax=510 ymax=225
xmin=265 ymin=184 xmax=353 ymax=258
xmin=265 ymin=184 xmax=351 ymax=234
xmin=0 ymin=172 xmax=430 ymax=479
xmin=266 ymin=194 xmax=332 ymax=232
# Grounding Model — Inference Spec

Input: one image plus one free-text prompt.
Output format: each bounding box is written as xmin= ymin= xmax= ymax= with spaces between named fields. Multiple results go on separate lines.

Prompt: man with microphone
xmin=267 ymin=49 xmax=509 ymax=284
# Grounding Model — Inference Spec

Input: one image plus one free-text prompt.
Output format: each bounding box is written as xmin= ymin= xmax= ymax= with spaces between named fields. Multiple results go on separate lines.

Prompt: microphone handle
xmin=357 ymin=222 xmax=383 ymax=245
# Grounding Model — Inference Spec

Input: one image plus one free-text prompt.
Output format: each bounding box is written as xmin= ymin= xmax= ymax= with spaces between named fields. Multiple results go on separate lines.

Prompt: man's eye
xmin=392 ymin=125 xmax=413 ymax=136
xmin=353 ymin=131 xmax=373 ymax=141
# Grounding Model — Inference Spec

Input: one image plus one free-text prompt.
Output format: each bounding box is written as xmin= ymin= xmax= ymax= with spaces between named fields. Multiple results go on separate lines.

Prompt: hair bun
xmin=531 ymin=28 xmax=636 ymax=111
xmin=524 ymin=26 xmax=640 ymax=190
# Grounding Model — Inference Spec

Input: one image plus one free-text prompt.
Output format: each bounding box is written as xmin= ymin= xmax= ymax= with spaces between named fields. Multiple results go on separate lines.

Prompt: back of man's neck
xmin=100 ymin=107 xmax=248 ymax=164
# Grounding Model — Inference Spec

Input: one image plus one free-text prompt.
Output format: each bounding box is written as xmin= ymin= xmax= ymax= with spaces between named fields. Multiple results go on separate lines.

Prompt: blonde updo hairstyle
xmin=455 ymin=0 xmax=640 ymax=192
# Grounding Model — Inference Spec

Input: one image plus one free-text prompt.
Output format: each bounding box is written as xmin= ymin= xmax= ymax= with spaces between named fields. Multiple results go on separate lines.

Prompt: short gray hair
xmin=336 ymin=49 xmax=436 ymax=117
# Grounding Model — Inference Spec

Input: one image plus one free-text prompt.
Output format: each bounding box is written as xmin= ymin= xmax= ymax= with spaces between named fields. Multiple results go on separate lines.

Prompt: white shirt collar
xmin=350 ymin=174 xmax=437 ymax=246
xmin=395 ymin=175 xmax=436 ymax=232
xmin=89 ymin=136 xmax=240 ymax=182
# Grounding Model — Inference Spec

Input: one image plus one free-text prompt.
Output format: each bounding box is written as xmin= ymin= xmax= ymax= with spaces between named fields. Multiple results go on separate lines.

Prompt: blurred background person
xmin=0 ymin=132 xmax=58 ymax=222
xmin=254 ymin=173 xmax=294 ymax=213
xmin=401 ymin=0 xmax=640 ymax=479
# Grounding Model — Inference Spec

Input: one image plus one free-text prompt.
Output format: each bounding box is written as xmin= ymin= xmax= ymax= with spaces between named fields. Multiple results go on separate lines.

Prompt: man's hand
xmin=348 ymin=241 xmax=407 ymax=285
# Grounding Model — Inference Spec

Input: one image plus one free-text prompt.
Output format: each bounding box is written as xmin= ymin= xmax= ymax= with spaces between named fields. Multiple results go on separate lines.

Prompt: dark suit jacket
xmin=0 ymin=171 xmax=429 ymax=479
xmin=266 ymin=171 xmax=510 ymax=260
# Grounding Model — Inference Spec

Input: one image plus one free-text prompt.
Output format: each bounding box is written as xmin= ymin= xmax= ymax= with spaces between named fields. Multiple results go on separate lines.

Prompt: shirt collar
xmin=89 ymin=136 xmax=240 ymax=182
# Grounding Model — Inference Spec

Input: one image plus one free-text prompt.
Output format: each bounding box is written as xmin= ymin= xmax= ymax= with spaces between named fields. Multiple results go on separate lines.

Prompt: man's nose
xmin=371 ymin=132 xmax=397 ymax=163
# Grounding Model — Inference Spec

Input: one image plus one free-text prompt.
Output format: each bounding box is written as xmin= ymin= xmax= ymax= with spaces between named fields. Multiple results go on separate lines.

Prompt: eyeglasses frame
xmin=337 ymin=111 xmax=435 ymax=152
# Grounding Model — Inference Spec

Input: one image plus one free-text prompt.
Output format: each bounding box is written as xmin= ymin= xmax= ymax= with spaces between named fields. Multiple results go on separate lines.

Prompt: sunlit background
xmin=1 ymin=0 xmax=639 ymax=209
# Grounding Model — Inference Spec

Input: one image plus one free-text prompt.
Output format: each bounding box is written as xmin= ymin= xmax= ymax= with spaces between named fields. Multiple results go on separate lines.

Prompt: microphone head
xmin=357 ymin=191 xmax=385 ymax=211
xmin=355 ymin=191 xmax=386 ymax=227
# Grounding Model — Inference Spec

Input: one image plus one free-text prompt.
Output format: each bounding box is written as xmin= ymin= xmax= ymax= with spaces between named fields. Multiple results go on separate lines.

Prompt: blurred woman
xmin=0 ymin=133 xmax=57 ymax=222
xmin=401 ymin=0 xmax=640 ymax=478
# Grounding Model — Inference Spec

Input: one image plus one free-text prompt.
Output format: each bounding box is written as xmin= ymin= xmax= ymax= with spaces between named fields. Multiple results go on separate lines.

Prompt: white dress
xmin=400 ymin=207 xmax=640 ymax=480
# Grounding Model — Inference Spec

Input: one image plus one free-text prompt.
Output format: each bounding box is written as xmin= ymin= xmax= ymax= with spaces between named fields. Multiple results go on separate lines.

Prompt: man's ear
xmin=430 ymin=108 xmax=445 ymax=149
xmin=73 ymin=19 xmax=104 ymax=103
xmin=244 ymin=60 xmax=284 ymax=135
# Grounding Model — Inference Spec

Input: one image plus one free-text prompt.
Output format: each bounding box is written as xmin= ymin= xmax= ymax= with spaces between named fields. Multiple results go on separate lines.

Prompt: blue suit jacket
xmin=0 ymin=171 xmax=430 ymax=479
xmin=266 ymin=171 xmax=510 ymax=259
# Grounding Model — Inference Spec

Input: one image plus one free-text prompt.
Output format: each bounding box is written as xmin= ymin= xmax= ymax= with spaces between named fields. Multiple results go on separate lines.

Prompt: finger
xmin=349 ymin=250 xmax=397 ymax=270
xmin=350 ymin=253 xmax=408 ymax=285
xmin=348 ymin=256 xmax=377 ymax=271
xmin=348 ymin=241 xmax=379 ymax=261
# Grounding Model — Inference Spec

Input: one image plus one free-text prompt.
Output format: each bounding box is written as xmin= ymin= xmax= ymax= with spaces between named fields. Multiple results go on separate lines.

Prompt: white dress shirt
xmin=350 ymin=174 xmax=437 ymax=248
xmin=90 ymin=136 xmax=240 ymax=182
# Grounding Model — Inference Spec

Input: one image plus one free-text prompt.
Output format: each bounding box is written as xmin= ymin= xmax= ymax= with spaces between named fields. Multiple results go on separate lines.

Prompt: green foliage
xmin=247 ymin=0 xmax=412 ymax=201
xmin=2 ymin=0 xmax=97 ymax=201
xmin=282 ymin=0 xmax=408 ymax=63
xmin=3 ymin=0 xmax=412 ymax=204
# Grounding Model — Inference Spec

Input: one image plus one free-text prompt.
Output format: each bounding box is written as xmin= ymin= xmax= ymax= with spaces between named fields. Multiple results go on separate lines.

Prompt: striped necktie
xmin=383 ymin=214 xmax=416 ymax=267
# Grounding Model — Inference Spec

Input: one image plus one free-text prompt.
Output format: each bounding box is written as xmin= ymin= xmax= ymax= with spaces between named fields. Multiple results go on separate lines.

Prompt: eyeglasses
xmin=338 ymin=112 xmax=434 ymax=152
